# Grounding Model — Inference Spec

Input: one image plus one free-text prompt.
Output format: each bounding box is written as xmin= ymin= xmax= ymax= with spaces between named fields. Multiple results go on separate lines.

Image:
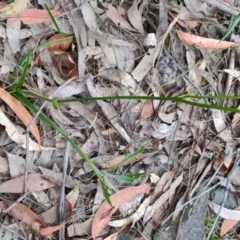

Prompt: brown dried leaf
xmin=48 ymin=33 xmax=73 ymax=54
xmin=213 ymin=155 xmax=232 ymax=176
xmin=0 ymin=200 xmax=44 ymax=226
xmin=140 ymin=100 xmax=155 ymax=119
xmin=221 ymin=206 xmax=240 ymax=237
xmin=177 ymin=30 xmax=239 ymax=49
xmin=150 ymin=171 xmax=174 ymax=205
xmin=0 ymin=88 xmax=40 ymax=144
xmin=0 ymin=173 xmax=55 ymax=193
xmin=92 ymin=184 xmax=150 ymax=239
xmin=39 ymin=223 xmax=64 ymax=236
xmin=9 ymin=8 xmax=59 ymax=24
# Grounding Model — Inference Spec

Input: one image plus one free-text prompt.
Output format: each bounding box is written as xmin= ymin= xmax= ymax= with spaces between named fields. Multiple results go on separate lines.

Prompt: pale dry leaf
xmin=98 ymin=69 xmax=137 ymax=93
xmin=67 ymin=218 xmax=93 ymax=237
xmin=0 ymin=200 xmax=44 ymax=226
xmin=0 ymin=156 xmax=8 ymax=173
xmin=31 ymin=191 xmax=51 ymax=208
xmin=0 ymin=88 xmax=40 ymax=144
xmin=176 ymin=30 xmax=239 ymax=49
xmin=149 ymin=173 xmax=160 ymax=184
xmin=0 ymin=0 xmax=29 ymax=19
xmin=108 ymin=196 xmax=150 ymax=227
xmin=132 ymin=48 xmax=155 ymax=82
xmin=0 ymin=173 xmax=55 ymax=193
xmin=127 ymin=0 xmax=144 ymax=33
xmin=223 ymin=69 xmax=240 ymax=80
xmin=0 ymin=108 xmax=52 ymax=151
xmin=66 ymin=187 xmax=79 ymax=208
xmin=0 ymin=25 xmax=6 ymax=38
xmin=183 ymin=0 xmax=215 ymax=18
xmin=220 ymin=206 xmax=240 ymax=237
xmin=208 ymin=201 xmax=240 ymax=220
xmin=46 ymin=82 xmax=86 ymax=98
xmin=7 ymin=152 xmax=25 ymax=178
xmin=100 ymin=153 xmax=152 ymax=168
xmin=212 ymin=109 xmax=232 ymax=142
xmin=144 ymin=173 xmax=183 ymax=222
xmin=101 ymin=128 xmax=117 ymax=136
xmin=19 ymin=28 xmax=32 ymax=39
xmin=39 ymin=166 xmax=78 ymax=188
xmin=6 ymin=19 xmax=21 ymax=53
xmin=91 ymin=184 xmax=150 ymax=239
xmin=87 ymin=78 xmax=131 ymax=143
xmin=81 ymin=1 xmax=98 ymax=31
xmin=106 ymin=5 xmax=135 ymax=32
xmin=229 ymin=166 xmax=240 ymax=185
xmin=150 ymin=171 xmax=174 ymax=205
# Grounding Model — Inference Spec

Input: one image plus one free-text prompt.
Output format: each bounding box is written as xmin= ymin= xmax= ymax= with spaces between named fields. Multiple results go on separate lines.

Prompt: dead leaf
xmin=150 ymin=171 xmax=174 ymax=205
xmin=100 ymin=153 xmax=152 ymax=168
xmin=66 ymin=187 xmax=79 ymax=208
xmin=108 ymin=196 xmax=150 ymax=227
xmin=48 ymin=33 xmax=73 ymax=54
xmin=106 ymin=5 xmax=135 ymax=32
xmin=127 ymin=0 xmax=144 ymax=33
xmin=0 ymin=0 xmax=29 ymax=19
xmin=213 ymin=155 xmax=232 ymax=176
xmin=91 ymin=184 xmax=150 ymax=239
xmin=101 ymin=128 xmax=117 ymax=136
xmin=209 ymin=201 xmax=240 ymax=220
xmin=39 ymin=223 xmax=64 ymax=236
xmin=144 ymin=173 xmax=183 ymax=222
xmin=0 ymin=173 xmax=55 ymax=193
xmin=140 ymin=99 xmax=155 ymax=119
xmin=0 ymin=88 xmax=40 ymax=144
xmin=176 ymin=30 xmax=239 ymax=49
xmin=221 ymin=206 xmax=240 ymax=237
xmin=67 ymin=218 xmax=93 ymax=237
xmin=9 ymin=8 xmax=59 ymax=24
xmin=0 ymin=200 xmax=44 ymax=226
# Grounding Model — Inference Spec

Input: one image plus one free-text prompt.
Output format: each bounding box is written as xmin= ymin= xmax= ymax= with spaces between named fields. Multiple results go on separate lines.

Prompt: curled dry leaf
xmin=176 ymin=30 xmax=239 ymax=49
xmin=91 ymin=184 xmax=150 ymax=239
xmin=0 ymin=88 xmax=40 ymax=144
xmin=9 ymin=9 xmax=60 ymax=24
xmin=0 ymin=173 xmax=55 ymax=193
xmin=48 ymin=33 xmax=73 ymax=54
xmin=213 ymin=155 xmax=232 ymax=176
xmin=221 ymin=206 xmax=240 ymax=237
xmin=0 ymin=200 xmax=44 ymax=226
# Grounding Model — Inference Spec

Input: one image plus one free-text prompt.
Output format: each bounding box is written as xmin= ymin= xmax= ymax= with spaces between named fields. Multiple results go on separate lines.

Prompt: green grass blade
xmin=12 ymin=91 xmax=111 ymax=201
xmin=14 ymin=51 xmax=31 ymax=90
xmin=44 ymin=3 xmax=62 ymax=35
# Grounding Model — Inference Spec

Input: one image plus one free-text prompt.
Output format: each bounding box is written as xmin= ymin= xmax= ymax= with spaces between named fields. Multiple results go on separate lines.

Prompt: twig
xmin=59 ymin=141 xmax=70 ymax=240
xmin=202 ymin=0 xmax=239 ymax=15
xmin=2 ymin=192 xmax=29 ymax=213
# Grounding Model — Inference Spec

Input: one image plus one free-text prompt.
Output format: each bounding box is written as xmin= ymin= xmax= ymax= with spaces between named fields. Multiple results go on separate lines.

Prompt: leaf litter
xmin=0 ymin=0 xmax=240 ymax=239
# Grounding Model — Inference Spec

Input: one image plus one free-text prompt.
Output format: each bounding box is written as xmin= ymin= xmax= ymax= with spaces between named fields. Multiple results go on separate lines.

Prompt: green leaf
xmin=44 ymin=3 xmax=62 ymax=35
xmin=104 ymin=172 xmax=145 ymax=183
xmin=101 ymin=181 xmax=112 ymax=206
xmin=12 ymin=91 xmax=112 ymax=205
xmin=52 ymin=99 xmax=59 ymax=110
